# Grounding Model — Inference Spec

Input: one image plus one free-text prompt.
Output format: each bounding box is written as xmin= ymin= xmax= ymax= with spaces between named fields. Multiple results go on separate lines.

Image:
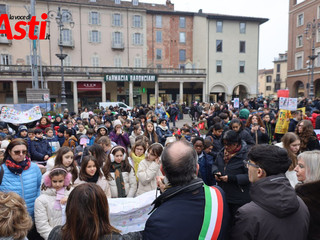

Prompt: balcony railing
xmin=111 ymin=42 xmax=124 ymax=50
xmin=0 ymin=36 xmax=12 ymax=45
xmin=58 ymin=39 xmax=75 ymax=48
xmin=0 ymin=65 xmax=206 ymax=76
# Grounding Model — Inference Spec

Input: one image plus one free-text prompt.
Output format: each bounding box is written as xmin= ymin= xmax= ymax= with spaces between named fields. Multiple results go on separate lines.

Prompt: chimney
xmin=198 ymin=9 xmax=203 ymax=14
xmin=166 ymin=0 xmax=174 ymax=10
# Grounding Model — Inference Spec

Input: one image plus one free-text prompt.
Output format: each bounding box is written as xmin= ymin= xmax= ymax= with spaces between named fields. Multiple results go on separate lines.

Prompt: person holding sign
xmin=245 ymin=114 xmax=269 ymax=145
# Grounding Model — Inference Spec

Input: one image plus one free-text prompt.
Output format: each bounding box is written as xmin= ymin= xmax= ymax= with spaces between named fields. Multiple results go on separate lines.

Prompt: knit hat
xmin=97 ymin=125 xmax=108 ymax=134
xmin=239 ymin=108 xmax=250 ymax=120
xmin=113 ymin=119 xmax=122 ymax=128
xmin=18 ymin=125 xmax=28 ymax=132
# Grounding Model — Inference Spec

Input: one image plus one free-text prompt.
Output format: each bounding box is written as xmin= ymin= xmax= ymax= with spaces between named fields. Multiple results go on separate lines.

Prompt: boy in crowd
xmin=63 ymin=129 xmax=78 ymax=150
xmin=15 ymin=125 xmax=28 ymax=140
xmin=57 ymin=127 xmax=65 ymax=147
xmin=86 ymin=128 xmax=95 ymax=146
xmin=45 ymin=127 xmax=60 ymax=154
xmin=29 ymin=129 xmax=52 ymax=165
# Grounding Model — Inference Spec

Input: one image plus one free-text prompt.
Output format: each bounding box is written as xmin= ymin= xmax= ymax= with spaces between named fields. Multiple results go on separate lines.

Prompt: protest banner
xmin=275 ymin=109 xmax=291 ymax=134
xmin=109 ymin=190 xmax=156 ymax=233
xmin=0 ymin=105 xmax=42 ymax=124
xmin=279 ymin=97 xmax=297 ymax=111
xmin=277 ymin=89 xmax=289 ymax=98
xmin=233 ymin=98 xmax=239 ymax=108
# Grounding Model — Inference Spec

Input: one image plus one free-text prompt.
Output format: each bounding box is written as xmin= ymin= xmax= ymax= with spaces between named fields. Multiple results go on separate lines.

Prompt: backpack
xmin=198 ymin=122 xmax=205 ymax=130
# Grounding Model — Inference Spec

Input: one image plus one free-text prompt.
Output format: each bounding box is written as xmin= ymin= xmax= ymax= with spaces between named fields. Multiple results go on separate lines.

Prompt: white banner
xmin=279 ymin=97 xmax=297 ymax=111
xmin=109 ymin=190 xmax=156 ymax=234
xmin=0 ymin=106 xmax=42 ymax=124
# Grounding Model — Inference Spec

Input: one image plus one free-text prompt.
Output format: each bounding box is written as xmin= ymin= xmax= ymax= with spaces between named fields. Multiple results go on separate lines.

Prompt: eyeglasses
xmin=243 ymin=160 xmax=260 ymax=169
xmin=13 ymin=150 xmax=27 ymax=155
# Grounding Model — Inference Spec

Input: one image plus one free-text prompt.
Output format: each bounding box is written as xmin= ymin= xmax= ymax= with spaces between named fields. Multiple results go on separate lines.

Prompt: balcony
xmin=112 ymin=42 xmax=124 ymax=50
xmin=0 ymin=36 xmax=12 ymax=45
xmin=58 ymin=39 xmax=75 ymax=48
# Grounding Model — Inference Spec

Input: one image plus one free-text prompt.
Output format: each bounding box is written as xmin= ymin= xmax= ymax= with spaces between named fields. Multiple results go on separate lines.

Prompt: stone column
xmin=179 ymin=81 xmax=183 ymax=104
xmin=102 ymin=81 xmax=106 ymax=102
xmin=12 ymin=80 xmax=18 ymax=104
xmin=202 ymin=81 xmax=206 ymax=102
xmin=73 ymin=81 xmax=78 ymax=114
xmin=129 ymin=81 xmax=133 ymax=107
xmin=155 ymin=81 xmax=159 ymax=106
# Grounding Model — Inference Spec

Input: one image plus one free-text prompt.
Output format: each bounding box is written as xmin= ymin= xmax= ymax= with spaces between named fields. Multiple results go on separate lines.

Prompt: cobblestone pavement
xmin=168 ymin=114 xmax=193 ymax=129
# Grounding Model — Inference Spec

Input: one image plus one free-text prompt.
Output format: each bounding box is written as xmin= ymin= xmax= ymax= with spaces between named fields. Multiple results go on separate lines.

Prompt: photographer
xmin=245 ymin=114 xmax=269 ymax=145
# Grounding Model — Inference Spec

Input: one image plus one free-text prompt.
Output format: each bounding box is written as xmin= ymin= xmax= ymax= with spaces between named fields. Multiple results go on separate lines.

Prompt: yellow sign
xmin=275 ymin=110 xmax=291 ymax=134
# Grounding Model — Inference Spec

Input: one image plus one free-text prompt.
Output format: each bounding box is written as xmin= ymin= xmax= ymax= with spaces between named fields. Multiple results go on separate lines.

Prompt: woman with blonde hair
xmin=0 ymin=192 xmax=33 ymax=240
xmin=295 ymin=150 xmax=320 ymax=240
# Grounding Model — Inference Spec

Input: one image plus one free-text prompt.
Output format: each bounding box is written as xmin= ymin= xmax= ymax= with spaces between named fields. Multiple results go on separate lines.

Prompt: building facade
xmin=0 ymin=0 xmax=266 ymax=113
xmin=258 ymin=69 xmax=274 ymax=97
xmin=287 ymin=0 xmax=320 ymax=97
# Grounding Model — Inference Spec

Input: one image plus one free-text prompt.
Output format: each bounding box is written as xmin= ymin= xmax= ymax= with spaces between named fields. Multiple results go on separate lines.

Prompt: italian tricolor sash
xmin=198 ymin=185 xmax=224 ymax=240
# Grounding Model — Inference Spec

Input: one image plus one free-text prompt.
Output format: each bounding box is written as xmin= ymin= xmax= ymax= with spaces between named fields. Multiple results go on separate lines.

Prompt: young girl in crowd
xmin=35 ymin=166 xmax=72 ymax=240
xmin=103 ymin=146 xmax=137 ymax=198
xmin=128 ymin=140 xmax=147 ymax=174
xmin=89 ymin=143 xmax=107 ymax=168
xmin=295 ymin=120 xmax=320 ymax=152
xmin=136 ymin=143 xmax=163 ymax=196
xmin=229 ymin=119 xmax=255 ymax=148
xmin=205 ymin=123 xmax=224 ymax=157
xmin=144 ymin=121 xmax=159 ymax=144
xmin=129 ymin=125 xmax=144 ymax=147
xmin=74 ymin=156 xmax=111 ymax=198
xmin=46 ymin=147 xmax=78 ymax=184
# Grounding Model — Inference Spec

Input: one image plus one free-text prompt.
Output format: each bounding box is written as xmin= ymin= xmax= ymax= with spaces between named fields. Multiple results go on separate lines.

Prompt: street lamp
xmin=304 ymin=19 xmax=320 ymax=99
xmin=47 ymin=7 xmax=75 ymax=108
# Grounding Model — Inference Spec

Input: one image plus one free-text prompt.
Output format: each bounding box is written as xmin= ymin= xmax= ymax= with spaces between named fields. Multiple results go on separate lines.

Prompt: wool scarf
xmin=111 ymin=162 xmax=126 ymax=198
xmin=223 ymin=145 xmax=242 ymax=164
xmin=54 ymin=188 xmax=65 ymax=210
xmin=5 ymin=156 xmax=31 ymax=175
xmin=86 ymin=171 xmax=99 ymax=183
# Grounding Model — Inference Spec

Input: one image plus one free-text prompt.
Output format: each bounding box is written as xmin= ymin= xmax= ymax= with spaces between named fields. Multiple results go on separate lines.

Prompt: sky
xmin=140 ymin=0 xmax=289 ymax=70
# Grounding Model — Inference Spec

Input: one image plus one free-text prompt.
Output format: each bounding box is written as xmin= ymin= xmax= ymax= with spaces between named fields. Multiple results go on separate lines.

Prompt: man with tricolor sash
xmin=143 ymin=141 xmax=229 ymax=240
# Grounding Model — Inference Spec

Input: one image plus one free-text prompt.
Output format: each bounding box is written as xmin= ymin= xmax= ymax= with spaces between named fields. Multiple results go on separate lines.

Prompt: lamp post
xmin=47 ymin=7 xmax=74 ymax=108
xmin=304 ymin=19 xmax=320 ymax=99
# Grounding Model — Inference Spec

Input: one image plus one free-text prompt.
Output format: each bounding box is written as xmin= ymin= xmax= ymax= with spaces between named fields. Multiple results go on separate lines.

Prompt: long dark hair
xmin=79 ymin=156 xmax=102 ymax=181
xmin=89 ymin=144 xmax=107 ymax=168
xmin=61 ymin=183 xmax=120 ymax=240
xmin=245 ymin=114 xmax=265 ymax=128
xmin=144 ymin=121 xmax=158 ymax=143
xmin=281 ymin=132 xmax=299 ymax=171
xmin=54 ymin=146 xmax=78 ymax=183
xmin=295 ymin=119 xmax=316 ymax=152
xmin=4 ymin=138 xmax=29 ymax=160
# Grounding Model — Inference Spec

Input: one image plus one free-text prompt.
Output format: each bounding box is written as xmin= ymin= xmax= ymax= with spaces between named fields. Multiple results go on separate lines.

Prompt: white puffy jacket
xmin=34 ymin=188 xmax=71 ymax=240
xmin=108 ymin=169 xmax=137 ymax=198
xmin=74 ymin=171 xmax=111 ymax=198
xmin=136 ymin=159 xmax=162 ymax=196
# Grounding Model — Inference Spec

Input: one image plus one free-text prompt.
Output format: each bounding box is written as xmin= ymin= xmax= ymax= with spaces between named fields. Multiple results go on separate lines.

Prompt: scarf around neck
xmin=111 ymin=162 xmax=126 ymax=198
xmin=224 ymin=144 xmax=242 ymax=164
xmin=87 ymin=171 xmax=99 ymax=183
xmin=158 ymin=125 xmax=168 ymax=131
xmin=54 ymin=188 xmax=65 ymax=210
xmin=5 ymin=156 xmax=31 ymax=175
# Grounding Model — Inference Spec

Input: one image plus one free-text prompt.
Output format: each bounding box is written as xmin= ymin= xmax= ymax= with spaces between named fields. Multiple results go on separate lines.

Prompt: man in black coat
xmin=143 ymin=141 xmax=230 ymax=240
xmin=231 ymin=145 xmax=309 ymax=240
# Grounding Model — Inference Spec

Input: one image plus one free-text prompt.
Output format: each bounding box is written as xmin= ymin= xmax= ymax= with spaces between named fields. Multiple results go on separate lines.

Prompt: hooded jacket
xmin=231 ymin=174 xmax=309 ymax=240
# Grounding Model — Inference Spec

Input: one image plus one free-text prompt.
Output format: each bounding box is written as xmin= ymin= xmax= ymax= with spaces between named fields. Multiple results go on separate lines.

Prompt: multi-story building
xmin=193 ymin=12 xmax=268 ymax=102
xmin=287 ymin=0 xmax=320 ymax=97
xmin=258 ymin=69 xmax=274 ymax=97
xmin=0 ymin=0 xmax=266 ymax=112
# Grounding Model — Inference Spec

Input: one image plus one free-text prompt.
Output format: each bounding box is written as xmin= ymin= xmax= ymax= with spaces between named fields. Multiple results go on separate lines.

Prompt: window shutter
xmin=120 ymin=32 xmax=123 ymax=43
xmin=132 ymin=15 xmax=134 ymax=27
xmin=89 ymin=30 xmax=92 ymax=42
xmin=89 ymin=11 xmax=92 ymax=24
xmin=8 ymin=55 xmax=12 ymax=65
xmin=132 ymin=33 xmax=135 ymax=45
xmin=141 ymin=33 xmax=144 ymax=45
xmin=98 ymin=12 xmax=101 ymax=25
xmin=112 ymin=32 xmax=115 ymax=43
xmin=140 ymin=16 xmax=143 ymax=28
xmin=120 ymin=14 xmax=123 ymax=27
xmin=98 ymin=31 xmax=101 ymax=43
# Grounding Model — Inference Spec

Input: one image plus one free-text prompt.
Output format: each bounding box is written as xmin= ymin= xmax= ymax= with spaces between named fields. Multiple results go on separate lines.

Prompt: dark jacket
xmin=315 ymin=115 xmax=320 ymax=129
xmin=296 ymin=180 xmax=320 ymax=240
xmin=212 ymin=142 xmax=251 ymax=206
xmin=155 ymin=126 xmax=172 ymax=146
xmin=143 ymin=178 xmax=229 ymax=240
xmin=48 ymin=225 xmax=141 ymax=240
xmin=238 ymin=129 xmax=255 ymax=148
xmin=205 ymin=134 xmax=223 ymax=157
xmin=245 ymin=127 xmax=269 ymax=145
xmin=198 ymin=152 xmax=215 ymax=186
xmin=288 ymin=118 xmax=299 ymax=132
xmin=231 ymin=174 xmax=310 ymax=240
xmin=29 ymin=137 xmax=52 ymax=161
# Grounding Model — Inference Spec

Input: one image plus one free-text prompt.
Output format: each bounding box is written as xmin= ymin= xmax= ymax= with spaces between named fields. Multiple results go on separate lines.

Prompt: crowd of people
xmin=0 ymin=97 xmax=319 ymax=240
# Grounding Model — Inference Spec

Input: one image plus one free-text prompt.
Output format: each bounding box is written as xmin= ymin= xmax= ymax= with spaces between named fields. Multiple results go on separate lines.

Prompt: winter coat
xmin=309 ymin=113 xmax=319 ymax=128
xmin=34 ymin=188 xmax=71 ymax=240
xmin=30 ymin=137 xmax=52 ymax=162
xmin=136 ymin=159 xmax=162 ymax=196
xmin=296 ymin=180 xmax=320 ymax=240
xmin=315 ymin=115 xmax=320 ymax=129
xmin=57 ymin=136 xmax=65 ymax=147
xmin=156 ymin=126 xmax=172 ymax=146
xmin=288 ymin=118 xmax=299 ymax=132
xmin=238 ymin=129 xmax=255 ymax=147
xmin=62 ymin=136 xmax=78 ymax=149
xmin=205 ymin=134 xmax=223 ymax=156
xmin=198 ymin=152 xmax=215 ymax=186
xmin=109 ymin=131 xmax=130 ymax=150
xmin=0 ymin=162 xmax=42 ymax=218
xmin=231 ymin=174 xmax=310 ymax=240
xmin=74 ymin=172 xmax=111 ymax=198
xmin=212 ymin=142 xmax=251 ymax=206
xmin=46 ymin=136 xmax=60 ymax=154
xmin=73 ymin=145 xmax=89 ymax=166
xmin=143 ymin=178 xmax=230 ymax=240
xmin=108 ymin=169 xmax=137 ymax=198
xmin=245 ymin=127 xmax=269 ymax=144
